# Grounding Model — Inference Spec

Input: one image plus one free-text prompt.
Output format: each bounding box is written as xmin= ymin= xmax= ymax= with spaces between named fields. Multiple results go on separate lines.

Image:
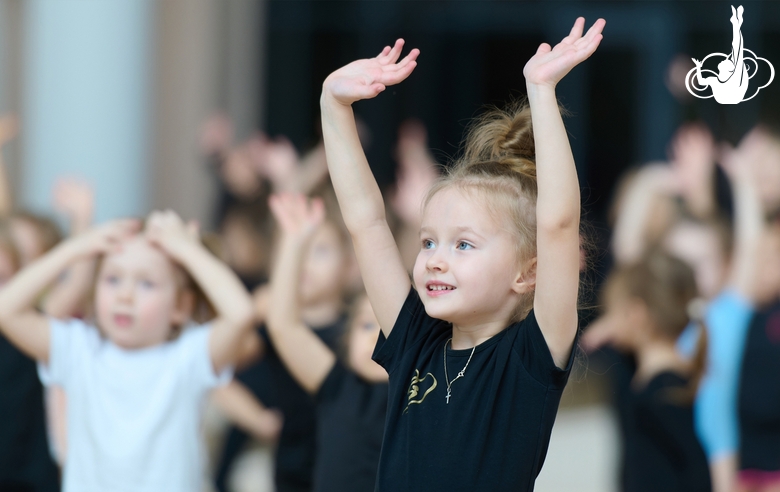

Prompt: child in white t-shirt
xmin=0 ymin=210 xmax=255 ymax=492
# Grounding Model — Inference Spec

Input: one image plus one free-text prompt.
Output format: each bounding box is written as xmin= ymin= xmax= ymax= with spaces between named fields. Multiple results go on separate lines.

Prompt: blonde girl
xmin=320 ymin=17 xmax=604 ymax=491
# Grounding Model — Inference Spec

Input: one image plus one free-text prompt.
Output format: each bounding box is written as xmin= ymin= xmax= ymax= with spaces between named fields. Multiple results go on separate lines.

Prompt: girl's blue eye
xmin=457 ymin=241 xmax=473 ymax=250
xmin=422 ymin=239 xmax=435 ymax=250
xmin=139 ymin=280 xmax=155 ymax=289
xmin=105 ymin=275 xmax=120 ymax=285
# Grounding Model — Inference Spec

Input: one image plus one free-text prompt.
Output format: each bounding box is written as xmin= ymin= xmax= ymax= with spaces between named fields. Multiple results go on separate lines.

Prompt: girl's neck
xmin=301 ymin=298 xmax=343 ymax=329
xmin=633 ymin=339 xmax=686 ymax=387
xmin=450 ymin=316 xmax=512 ymax=350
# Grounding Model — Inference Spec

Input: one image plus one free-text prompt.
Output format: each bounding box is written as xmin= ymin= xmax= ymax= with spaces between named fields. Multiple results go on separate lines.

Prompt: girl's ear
xmin=511 ymin=257 xmax=537 ymax=295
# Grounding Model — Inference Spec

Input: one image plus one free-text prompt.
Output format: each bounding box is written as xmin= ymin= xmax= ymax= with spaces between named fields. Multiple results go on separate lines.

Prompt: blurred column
xmin=0 ymin=1 xmax=28 ymax=206
xmin=22 ymin=0 xmax=152 ymax=221
xmin=151 ymin=0 xmax=266 ymax=229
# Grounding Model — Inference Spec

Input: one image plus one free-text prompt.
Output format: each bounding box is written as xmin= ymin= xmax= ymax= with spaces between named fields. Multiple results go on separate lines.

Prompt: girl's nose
xmin=425 ymin=249 xmax=448 ymax=273
xmin=116 ymin=280 xmax=134 ymax=302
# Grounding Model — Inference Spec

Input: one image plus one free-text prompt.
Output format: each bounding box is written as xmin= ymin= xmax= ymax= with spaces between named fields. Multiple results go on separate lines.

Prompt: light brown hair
xmin=423 ymin=99 xmax=539 ymax=321
xmin=604 ymin=251 xmax=708 ymax=401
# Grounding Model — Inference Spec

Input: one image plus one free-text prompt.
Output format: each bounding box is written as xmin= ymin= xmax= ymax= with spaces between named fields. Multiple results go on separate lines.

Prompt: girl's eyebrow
xmin=419 ymin=225 xmax=486 ymax=240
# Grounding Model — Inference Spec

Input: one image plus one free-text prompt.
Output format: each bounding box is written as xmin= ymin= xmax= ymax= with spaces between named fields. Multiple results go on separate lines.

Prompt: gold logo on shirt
xmin=403 ymin=369 xmax=437 ymax=414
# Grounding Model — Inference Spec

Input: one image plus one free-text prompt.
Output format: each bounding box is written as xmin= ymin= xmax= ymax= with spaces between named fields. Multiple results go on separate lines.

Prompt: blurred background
xmin=1 ymin=1 xmax=779 ymax=491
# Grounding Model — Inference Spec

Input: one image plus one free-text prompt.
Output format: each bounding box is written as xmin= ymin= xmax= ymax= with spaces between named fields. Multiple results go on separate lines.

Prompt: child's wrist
xmin=320 ymin=91 xmax=352 ymax=111
xmin=525 ymin=82 xmax=558 ymax=99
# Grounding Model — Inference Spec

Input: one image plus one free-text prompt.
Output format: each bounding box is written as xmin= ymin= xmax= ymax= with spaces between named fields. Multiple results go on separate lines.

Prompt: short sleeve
xmin=372 ymin=287 xmax=442 ymax=374
xmin=37 ymin=318 xmax=98 ymax=389
xmin=694 ymin=290 xmax=754 ymax=459
xmin=512 ymin=310 xmax=578 ymax=388
xmin=176 ymin=325 xmax=233 ymax=392
xmin=316 ymin=362 xmax=348 ymax=405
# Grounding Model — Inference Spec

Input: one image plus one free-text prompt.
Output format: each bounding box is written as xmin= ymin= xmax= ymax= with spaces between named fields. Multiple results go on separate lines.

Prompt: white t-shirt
xmin=38 ymin=318 xmax=231 ymax=492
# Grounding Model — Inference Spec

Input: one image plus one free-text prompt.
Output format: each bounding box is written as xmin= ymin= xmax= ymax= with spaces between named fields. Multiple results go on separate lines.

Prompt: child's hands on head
xmin=269 ymin=193 xmax=325 ymax=242
xmin=322 ymin=39 xmax=420 ymax=106
xmin=144 ymin=210 xmax=200 ymax=257
xmin=70 ymin=219 xmax=141 ymax=259
xmin=523 ymin=17 xmax=605 ymax=89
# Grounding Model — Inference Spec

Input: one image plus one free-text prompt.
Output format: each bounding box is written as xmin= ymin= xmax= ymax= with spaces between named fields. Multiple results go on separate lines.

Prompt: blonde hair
xmin=423 ymin=99 xmax=539 ymax=321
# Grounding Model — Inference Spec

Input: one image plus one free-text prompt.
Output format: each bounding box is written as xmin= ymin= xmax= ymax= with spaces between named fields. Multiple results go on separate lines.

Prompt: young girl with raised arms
xmin=266 ymin=192 xmax=388 ymax=492
xmin=320 ymin=16 xmax=605 ymax=491
xmin=0 ymin=211 xmax=255 ymax=491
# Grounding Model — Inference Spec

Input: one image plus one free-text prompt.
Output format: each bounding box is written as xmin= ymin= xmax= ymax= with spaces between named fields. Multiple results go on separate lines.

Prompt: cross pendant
xmin=446 ymin=388 xmax=451 ymax=404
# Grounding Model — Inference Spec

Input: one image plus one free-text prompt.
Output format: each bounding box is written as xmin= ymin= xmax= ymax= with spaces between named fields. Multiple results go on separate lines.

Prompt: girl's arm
xmin=0 ymin=220 xmax=140 ymax=362
xmin=145 ymin=211 xmax=255 ymax=373
xmin=265 ymin=193 xmax=336 ymax=394
xmin=320 ymin=40 xmax=419 ymax=336
xmin=42 ymin=179 xmax=97 ymax=318
xmin=211 ymin=380 xmax=282 ymax=442
xmin=721 ymin=140 xmax=764 ymax=300
xmin=523 ymin=17 xmax=605 ymax=368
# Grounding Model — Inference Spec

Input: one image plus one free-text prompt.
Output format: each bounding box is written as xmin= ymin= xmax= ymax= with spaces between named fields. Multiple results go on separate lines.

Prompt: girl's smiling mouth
xmin=426 ymin=280 xmax=456 ymax=296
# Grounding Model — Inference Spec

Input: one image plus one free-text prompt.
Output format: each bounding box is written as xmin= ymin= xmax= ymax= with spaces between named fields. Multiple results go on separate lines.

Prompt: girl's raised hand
xmin=523 ymin=17 xmax=605 ymax=89
xmin=268 ymin=193 xmax=325 ymax=241
xmin=322 ymin=39 xmax=420 ymax=106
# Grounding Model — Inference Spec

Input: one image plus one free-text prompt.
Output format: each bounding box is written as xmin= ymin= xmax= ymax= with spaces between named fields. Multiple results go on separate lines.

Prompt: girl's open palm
xmin=323 ymin=39 xmax=420 ymax=105
xmin=524 ymin=17 xmax=605 ymax=88
xmin=269 ymin=193 xmax=325 ymax=240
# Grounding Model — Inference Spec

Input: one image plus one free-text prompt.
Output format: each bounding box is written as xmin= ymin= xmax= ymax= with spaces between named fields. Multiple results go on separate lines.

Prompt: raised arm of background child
xmin=266 ymin=193 xmax=336 ymax=394
xmin=320 ymin=40 xmax=419 ymax=336
xmin=43 ymin=179 xmax=97 ymax=318
xmin=0 ymin=115 xmax=18 ymax=217
xmin=524 ymin=17 xmax=605 ymax=368
xmin=144 ymin=211 xmax=254 ymax=373
xmin=211 ymin=380 xmax=282 ymax=442
xmin=0 ymin=220 xmax=139 ymax=362
xmin=721 ymin=135 xmax=765 ymax=300
xmin=694 ymin=136 xmax=766 ymax=492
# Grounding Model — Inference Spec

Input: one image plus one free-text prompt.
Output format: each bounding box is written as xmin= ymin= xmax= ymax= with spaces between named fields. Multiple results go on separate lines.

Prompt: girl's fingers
xmin=385 ymin=48 xmax=420 ymax=72
xmin=564 ymin=17 xmax=585 ymax=43
xmin=385 ymin=39 xmax=405 ymax=65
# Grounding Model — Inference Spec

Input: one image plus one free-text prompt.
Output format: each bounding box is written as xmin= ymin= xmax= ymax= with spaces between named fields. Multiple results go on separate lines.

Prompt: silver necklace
xmin=443 ymin=338 xmax=476 ymax=404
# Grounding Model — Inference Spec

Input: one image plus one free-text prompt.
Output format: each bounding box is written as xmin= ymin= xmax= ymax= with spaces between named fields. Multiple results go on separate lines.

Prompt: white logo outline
xmin=685 ymin=5 xmax=774 ymax=104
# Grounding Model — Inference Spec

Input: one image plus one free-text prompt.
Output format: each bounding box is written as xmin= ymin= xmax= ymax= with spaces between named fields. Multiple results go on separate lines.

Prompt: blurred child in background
xmin=214 ymin=184 xmax=355 ymax=492
xmin=266 ymin=192 xmax=387 ymax=492
xmin=0 ymin=210 xmax=255 ymax=491
xmin=590 ymin=251 xmax=711 ymax=492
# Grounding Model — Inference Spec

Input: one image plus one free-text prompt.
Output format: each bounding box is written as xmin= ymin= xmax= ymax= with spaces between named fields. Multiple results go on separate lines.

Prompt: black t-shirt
xmin=216 ymin=318 xmax=345 ymax=492
xmin=739 ymin=300 xmax=780 ymax=471
xmin=314 ymin=363 xmax=388 ymax=492
xmin=622 ymin=371 xmax=711 ymax=492
xmin=0 ymin=335 xmax=60 ymax=492
xmin=372 ymin=287 xmax=576 ymax=492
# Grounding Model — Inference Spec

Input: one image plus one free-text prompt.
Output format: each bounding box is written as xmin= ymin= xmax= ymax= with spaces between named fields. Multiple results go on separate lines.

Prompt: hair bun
xmin=461 ymin=99 xmax=536 ymax=179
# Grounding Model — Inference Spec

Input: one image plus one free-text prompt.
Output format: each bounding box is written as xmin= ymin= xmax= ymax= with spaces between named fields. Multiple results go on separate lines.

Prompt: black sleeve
xmin=512 ymin=309 xmax=578 ymax=388
xmin=372 ymin=287 xmax=440 ymax=375
xmin=316 ymin=362 xmax=348 ymax=405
